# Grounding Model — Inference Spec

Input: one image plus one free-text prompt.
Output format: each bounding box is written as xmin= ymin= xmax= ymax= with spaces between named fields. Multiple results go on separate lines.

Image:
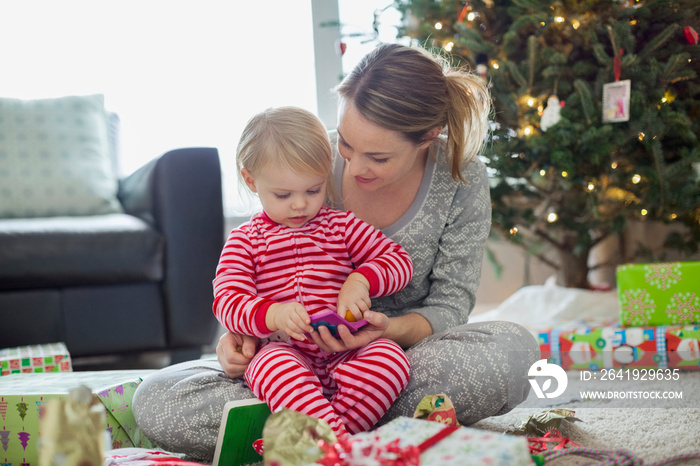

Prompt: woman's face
xmin=336 ymin=99 xmax=431 ymax=193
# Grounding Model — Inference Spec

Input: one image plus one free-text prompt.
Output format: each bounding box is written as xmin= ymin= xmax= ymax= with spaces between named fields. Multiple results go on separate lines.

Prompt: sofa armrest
xmin=119 ymin=148 xmax=224 ymax=349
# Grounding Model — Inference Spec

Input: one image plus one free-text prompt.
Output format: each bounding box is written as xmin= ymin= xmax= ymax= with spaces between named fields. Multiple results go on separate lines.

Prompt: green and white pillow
xmin=0 ymin=94 xmax=123 ymax=218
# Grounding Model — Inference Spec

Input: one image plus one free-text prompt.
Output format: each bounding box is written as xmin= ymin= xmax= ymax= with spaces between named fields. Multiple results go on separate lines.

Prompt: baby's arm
xmin=337 ymin=272 xmax=371 ymax=321
xmin=265 ymin=302 xmax=313 ymax=341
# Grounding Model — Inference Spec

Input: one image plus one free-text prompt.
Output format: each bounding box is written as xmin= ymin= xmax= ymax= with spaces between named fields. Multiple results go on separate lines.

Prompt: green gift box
xmin=617 ymin=261 xmax=700 ymax=327
xmin=0 ymin=370 xmax=154 ymax=465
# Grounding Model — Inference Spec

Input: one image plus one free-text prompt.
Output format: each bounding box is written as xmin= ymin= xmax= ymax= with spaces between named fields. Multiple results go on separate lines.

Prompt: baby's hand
xmin=337 ymin=272 xmax=371 ymax=322
xmin=266 ymin=302 xmax=312 ymax=341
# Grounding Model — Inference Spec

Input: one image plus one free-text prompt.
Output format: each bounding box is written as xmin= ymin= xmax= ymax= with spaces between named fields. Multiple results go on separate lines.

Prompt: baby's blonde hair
xmin=236 ymin=106 xmax=336 ymax=201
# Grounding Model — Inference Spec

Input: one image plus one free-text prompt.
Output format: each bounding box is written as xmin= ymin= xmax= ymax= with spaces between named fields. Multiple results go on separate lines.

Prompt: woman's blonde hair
xmin=236 ymin=106 xmax=336 ymax=201
xmin=335 ymin=43 xmax=491 ymax=182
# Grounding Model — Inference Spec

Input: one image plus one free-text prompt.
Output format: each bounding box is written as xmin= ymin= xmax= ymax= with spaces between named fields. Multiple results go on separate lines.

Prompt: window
xmin=1 ymin=0 xmax=317 ymax=216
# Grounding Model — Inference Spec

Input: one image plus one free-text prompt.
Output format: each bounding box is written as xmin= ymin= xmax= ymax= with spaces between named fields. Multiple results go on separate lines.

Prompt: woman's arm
xmin=399 ymin=157 xmax=492 ymax=334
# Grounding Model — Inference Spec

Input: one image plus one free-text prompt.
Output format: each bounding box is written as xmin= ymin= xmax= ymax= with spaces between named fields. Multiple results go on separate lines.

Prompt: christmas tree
xmin=396 ymin=0 xmax=700 ymax=288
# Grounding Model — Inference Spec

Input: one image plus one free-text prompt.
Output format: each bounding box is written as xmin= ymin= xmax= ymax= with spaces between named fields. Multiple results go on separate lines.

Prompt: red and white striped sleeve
xmin=342 ymin=212 xmax=413 ymax=297
xmin=212 ymin=228 xmax=275 ymax=337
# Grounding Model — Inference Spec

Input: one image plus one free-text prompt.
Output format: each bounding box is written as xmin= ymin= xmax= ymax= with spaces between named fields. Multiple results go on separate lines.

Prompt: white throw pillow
xmin=0 ymin=94 xmax=122 ymax=218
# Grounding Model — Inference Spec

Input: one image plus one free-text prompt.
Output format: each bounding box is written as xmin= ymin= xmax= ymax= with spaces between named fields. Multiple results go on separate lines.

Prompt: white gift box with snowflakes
xmin=349 ymin=417 xmax=534 ymax=465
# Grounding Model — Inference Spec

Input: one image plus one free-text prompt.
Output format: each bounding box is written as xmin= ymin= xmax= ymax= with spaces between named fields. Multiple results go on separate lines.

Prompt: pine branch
xmin=527 ymin=35 xmax=537 ymax=92
xmin=503 ymin=60 xmax=528 ymax=89
xmin=649 ymin=138 xmax=667 ymax=217
xmin=573 ymin=79 xmax=595 ymax=125
xmin=638 ymin=23 xmax=681 ymax=61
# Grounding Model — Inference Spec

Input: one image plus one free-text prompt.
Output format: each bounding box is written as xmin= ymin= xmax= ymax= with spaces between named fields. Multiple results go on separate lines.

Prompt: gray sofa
xmin=0 ymin=104 xmax=225 ymax=362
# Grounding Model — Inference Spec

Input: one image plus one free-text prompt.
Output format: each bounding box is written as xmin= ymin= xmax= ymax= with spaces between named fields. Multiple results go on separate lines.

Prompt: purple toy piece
xmin=308 ymin=310 xmax=368 ymax=337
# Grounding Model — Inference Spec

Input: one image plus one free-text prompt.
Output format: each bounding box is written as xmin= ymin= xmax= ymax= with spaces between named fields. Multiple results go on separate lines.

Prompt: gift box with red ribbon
xmin=318 ymin=417 xmax=535 ymax=465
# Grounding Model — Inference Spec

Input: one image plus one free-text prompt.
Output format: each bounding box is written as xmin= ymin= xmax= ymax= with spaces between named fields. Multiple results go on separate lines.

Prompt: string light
xmin=547 ymin=212 xmax=558 ymax=223
xmin=587 ymin=182 xmax=595 ymax=191
xmin=632 ymin=174 xmax=641 ymax=184
xmin=509 ymin=227 xmax=518 ymax=235
xmin=555 ymin=16 xmax=565 ymax=23
xmin=641 ymin=208 xmax=648 ymax=216
xmin=527 ymin=98 xmax=535 ymax=107
xmin=670 ymin=213 xmax=677 ymax=220
xmin=572 ymin=19 xmax=581 ymax=29
xmin=435 ymin=22 xmax=443 ymax=30
xmin=638 ymin=132 xmax=645 ymax=141
xmin=522 ymin=126 xmax=534 ymax=136
xmin=540 ymin=169 xmax=546 ymax=176
xmin=561 ymin=171 xmax=569 ymax=178
xmin=467 ymin=12 xmax=476 ymax=21
xmin=491 ymin=60 xmax=499 ymax=69
xmin=611 ymin=161 xmax=618 ymax=169
xmin=444 ymin=41 xmax=454 ymax=52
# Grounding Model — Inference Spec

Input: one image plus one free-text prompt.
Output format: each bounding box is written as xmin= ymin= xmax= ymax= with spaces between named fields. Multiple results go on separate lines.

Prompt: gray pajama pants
xmin=132 ymin=320 xmax=540 ymax=462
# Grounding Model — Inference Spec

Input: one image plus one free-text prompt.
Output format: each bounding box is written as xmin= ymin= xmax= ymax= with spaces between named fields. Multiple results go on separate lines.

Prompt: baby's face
xmin=246 ymin=164 xmax=327 ymax=228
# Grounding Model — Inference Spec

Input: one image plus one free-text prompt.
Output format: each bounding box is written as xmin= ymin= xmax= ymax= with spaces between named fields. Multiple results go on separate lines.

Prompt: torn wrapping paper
xmin=413 ymin=394 xmax=460 ymax=427
xmin=511 ymin=409 xmax=583 ymax=437
xmin=262 ymin=408 xmax=337 ymax=466
xmin=39 ymin=385 xmax=105 ymax=466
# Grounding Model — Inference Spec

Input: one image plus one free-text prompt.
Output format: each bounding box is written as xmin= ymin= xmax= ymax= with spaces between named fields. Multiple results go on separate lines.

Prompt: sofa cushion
xmin=0 ymin=214 xmax=164 ymax=290
xmin=0 ymin=94 xmax=123 ymax=218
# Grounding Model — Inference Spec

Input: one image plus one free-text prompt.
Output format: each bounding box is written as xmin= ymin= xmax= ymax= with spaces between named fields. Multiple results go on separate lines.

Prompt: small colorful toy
xmin=309 ymin=310 xmax=368 ymax=337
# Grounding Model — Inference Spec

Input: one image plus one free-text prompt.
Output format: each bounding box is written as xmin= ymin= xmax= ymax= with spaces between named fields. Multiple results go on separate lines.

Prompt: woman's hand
xmin=216 ymin=331 xmax=259 ymax=378
xmin=309 ymin=310 xmax=389 ymax=352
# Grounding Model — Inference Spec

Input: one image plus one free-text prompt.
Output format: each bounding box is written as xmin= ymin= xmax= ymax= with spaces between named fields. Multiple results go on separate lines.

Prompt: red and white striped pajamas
xmin=213 ymin=206 xmax=413 ymax=438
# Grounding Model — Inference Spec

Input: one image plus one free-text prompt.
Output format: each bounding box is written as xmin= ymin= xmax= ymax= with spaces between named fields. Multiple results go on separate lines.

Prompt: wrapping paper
xmin=262 ymin=408 xmax=337 ymax=466
xmin=0 ymin=370 xmax=154 ymax=465
xmin=538 ymin=324 xmax=700 ymax=371
xmin=39 ymin=385 xmax=105 ymax=466
xmin=0 ymin=342 xmax=72 ymax=376
xmin=617 ymin=261 xmax=700 ymax=326
xmin=347 ymin=417 xmax=534 ymax=466
xmin=413 ymin=394 xmax=459 ymax=427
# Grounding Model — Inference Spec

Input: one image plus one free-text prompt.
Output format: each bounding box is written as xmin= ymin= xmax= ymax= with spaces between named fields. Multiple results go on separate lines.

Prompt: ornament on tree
xmin=475 ymin=53 xmax=488 ymax=82
xmin=335 ymin=39 xmax=347 ymax=56
xmin=540 ymin=95 xmax=562 ymax=131
xmin=684 ymin=26 xmax=698 ymax=44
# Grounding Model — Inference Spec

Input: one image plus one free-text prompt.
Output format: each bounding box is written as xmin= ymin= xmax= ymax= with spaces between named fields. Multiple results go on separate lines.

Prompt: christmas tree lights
xmin=396 ymin=0 xmax=700 ymax=288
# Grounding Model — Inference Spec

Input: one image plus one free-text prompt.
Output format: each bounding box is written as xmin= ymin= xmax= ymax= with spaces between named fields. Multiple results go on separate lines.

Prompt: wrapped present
xmin=617 ymin=261 xmax=700 ymax=326
xmin=666 ymin=325 xmax=700 ymax=370
xmin=0 ymin=370 xmax=154 ymax=465
xmin=322 ymin=417 xmax=534 ymax=465
xmin=538 ymin=324 xmax=669 ymax=371
xmin=0 ymin=342 xmax=72 ymax=376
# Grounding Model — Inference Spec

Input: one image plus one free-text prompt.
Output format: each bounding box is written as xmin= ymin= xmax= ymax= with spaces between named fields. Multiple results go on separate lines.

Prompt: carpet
xmin=470 ymin=281 xmax=700 ymax=464
xmin=472 ymin=371 xmax=700 ymax=464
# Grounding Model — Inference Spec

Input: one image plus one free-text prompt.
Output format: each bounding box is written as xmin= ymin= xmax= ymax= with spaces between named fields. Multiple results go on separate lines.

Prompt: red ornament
xmin=335 ymin=39 xmax=347 ymax=56
xmin=685 ymin=26 xmax=698 ymax=45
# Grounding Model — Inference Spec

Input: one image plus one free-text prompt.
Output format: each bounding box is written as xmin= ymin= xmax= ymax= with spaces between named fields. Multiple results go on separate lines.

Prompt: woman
xmin=132 ymin=43 xmax=539 ymax=462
